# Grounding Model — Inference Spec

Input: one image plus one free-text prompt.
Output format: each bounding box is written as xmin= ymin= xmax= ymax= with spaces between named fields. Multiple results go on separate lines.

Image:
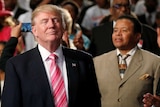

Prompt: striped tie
xmin=49 ymin=54 xmax=68 ymax=107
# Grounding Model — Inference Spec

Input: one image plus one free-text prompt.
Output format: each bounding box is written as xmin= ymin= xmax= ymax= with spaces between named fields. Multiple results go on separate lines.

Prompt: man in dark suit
xmin=137 ymin=0 xmax=158 ymax=29
xmin=1 ymin=4 xmax=101 ymax=107
xmin=89 ymin=0 xmax=160 ymax=57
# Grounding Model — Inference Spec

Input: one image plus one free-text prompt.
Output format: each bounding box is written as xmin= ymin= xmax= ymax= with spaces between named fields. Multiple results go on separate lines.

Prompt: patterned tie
xmin=49 ymin=54 xmax=68 ymax=107
xmin=118 ymin=54 xmax=130 ymax=79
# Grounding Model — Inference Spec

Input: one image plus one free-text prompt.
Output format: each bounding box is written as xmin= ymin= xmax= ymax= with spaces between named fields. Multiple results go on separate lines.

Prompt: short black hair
xmin=117 ymin=15 xmax=142 ymax=34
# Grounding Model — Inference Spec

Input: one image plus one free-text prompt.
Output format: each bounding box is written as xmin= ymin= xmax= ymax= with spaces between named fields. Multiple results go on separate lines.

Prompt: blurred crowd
xmin=1 ymin=0 xmax=160 ymax=56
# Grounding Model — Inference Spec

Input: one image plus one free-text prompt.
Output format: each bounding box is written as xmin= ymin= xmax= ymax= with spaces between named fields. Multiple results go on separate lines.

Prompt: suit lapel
xmin=119 ymin=48 xmax=143 ymax=85
xmin=107 ymin=51 xmax=122 ymax=81
xmin=29 ymin=47 xmax=54 ymax=105
xmin=62 ymin=47 xmax=79 ymax=105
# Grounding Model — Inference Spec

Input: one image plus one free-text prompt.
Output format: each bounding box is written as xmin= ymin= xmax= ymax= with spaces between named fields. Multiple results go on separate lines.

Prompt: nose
xmin=48 ymin=19 xmax=55 ymax=28
xmin=116 ymin=30 xmax=122 ymax=36
xmin=120 ymin=6 xmax=128 ymax=13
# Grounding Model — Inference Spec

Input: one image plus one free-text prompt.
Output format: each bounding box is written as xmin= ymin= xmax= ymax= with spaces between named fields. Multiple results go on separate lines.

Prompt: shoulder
xmin=62 ymin=47 xmax=93 ymax=60
xmin=141 ymin=49 xmax=160 ymax=58
xmin=8 ymin=48 xmax=38 ymax=63
xmin=142 ymin=24 xmax=156 ymax=33
xmin=86 ymin=5 xmax=98 ymax=13
xmin=94 ymin=50 xmax=115 ymax=62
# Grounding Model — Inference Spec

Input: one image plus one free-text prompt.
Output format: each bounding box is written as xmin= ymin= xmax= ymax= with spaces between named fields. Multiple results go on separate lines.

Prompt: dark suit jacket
xmin=2 ymin=46 xmax=101 ymax=107
xmin=89 ymin=21 xmax=160 ymax=57
xmin=137 ymin=14 xmax=157 ymax=29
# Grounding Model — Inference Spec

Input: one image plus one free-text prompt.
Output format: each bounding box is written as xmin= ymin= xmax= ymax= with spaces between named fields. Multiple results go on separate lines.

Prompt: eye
xmin=113 ymin=28 xmax=118 ymax=32
xmin=112 ymin=4 xmax=130 ymax=9
xmin=112 ymin=4 xmax=121 ymax=9
xmin=52 ymin=18 xmax=60 ymax=23
xmin=122 ymin=29 xmax=128 ymax=32
xmin=41 ymin=19 xmax=48 ymax=24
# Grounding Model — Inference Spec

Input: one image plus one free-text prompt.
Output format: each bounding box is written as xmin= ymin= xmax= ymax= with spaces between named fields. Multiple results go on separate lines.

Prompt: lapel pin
xmin=72 ymin=63 xmax=76 ymax=67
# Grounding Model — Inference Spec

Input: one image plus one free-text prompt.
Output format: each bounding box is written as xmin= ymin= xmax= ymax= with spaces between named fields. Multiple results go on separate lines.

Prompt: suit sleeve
xmin=1 ymin=59 xmax=22 ymax=107
xmin=0 ymin=37 xmax=18 ymax=71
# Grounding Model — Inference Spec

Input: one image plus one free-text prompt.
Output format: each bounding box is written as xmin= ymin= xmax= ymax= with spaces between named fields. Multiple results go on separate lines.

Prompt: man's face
xmin=112 ymin=19 xmax=139 ymax=50
xmin=32 ymin=11 xmax=64 ymax=46
xmin=110 ymin=0 xmax=130 ymax=20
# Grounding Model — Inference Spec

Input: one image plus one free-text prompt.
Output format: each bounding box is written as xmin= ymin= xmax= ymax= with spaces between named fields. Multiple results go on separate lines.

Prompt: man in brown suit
xmin=94 ymin=15 xmax=160 ymax=107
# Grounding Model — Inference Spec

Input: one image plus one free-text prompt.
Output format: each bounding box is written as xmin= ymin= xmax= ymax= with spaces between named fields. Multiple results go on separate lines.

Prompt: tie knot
xmin=118 ymin=54 xmax=130 ymax=64
xmin=122 ymin=54 xmax=130 ymax=60
xmin=49 ymin=54 xmax=58 ymax=61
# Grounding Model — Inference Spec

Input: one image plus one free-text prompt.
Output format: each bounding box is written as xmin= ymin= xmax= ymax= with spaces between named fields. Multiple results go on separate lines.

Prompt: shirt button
xmin=118 ymin=98 xmax=121 ymax=102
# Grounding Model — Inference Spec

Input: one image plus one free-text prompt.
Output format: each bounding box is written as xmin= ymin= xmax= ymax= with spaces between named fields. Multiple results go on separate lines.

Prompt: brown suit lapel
xmin=119 ymin=48 xmax=143 ymax=85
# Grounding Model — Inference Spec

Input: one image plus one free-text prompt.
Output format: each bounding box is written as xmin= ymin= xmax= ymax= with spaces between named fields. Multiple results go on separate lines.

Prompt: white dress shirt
xmin=38 ymin=44 xmax=69 ymax=100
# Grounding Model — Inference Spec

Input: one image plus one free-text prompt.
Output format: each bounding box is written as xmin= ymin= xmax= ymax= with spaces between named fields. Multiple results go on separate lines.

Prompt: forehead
xmin=115 ymin=19 xmax=133 ymax=28
xmin=113 ymin=0 xmax=129 ymax=4
xmin=35 ymin=11 xmax=61 ymax=19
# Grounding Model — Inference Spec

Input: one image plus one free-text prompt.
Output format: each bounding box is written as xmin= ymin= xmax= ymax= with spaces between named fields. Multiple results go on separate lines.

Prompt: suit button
xmin=118 ymin=98 xmax=121 ymax=102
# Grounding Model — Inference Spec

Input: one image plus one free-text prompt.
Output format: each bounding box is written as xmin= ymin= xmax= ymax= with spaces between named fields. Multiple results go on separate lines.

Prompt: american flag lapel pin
xmin=72 ymin=63 xmax=76 ymax=67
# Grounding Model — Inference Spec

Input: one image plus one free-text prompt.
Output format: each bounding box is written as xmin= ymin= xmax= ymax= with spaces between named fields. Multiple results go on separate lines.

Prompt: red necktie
xmin=49 ymin=54 xmax=68 ymax=107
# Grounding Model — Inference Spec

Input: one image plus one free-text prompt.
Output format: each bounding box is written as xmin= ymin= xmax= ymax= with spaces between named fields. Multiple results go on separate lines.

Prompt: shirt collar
xmin=38 ymin=44 xmax=63 ymax=62
xmin=116 ymin=46 xmax=137 ymax=56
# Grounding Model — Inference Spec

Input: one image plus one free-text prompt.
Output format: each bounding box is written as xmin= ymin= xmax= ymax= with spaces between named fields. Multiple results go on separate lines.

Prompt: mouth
xmin=115 ymin=38 xmax=122 ymax=42
xmin=47 ymin=30 xmax=57 ymax=35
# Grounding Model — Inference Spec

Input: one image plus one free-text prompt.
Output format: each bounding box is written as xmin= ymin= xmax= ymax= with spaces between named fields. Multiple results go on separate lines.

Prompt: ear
xmin=136 ymin=33 xmax=141 ymax=41
xmin=31 ymin=26 xmax=38 ymax=38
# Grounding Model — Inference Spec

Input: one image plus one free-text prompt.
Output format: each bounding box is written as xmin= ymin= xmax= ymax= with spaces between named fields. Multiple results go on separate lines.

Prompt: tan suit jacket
xmin=94 ymin=48 xmax=160 ymax=107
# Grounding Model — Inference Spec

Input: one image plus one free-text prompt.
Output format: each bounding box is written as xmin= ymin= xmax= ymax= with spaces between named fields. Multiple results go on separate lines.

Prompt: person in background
xmin=156 ymin=12 xmax=160 ymax=27
xmin=0 ymin=23 xmax=22 ymax=72
xmin=61 ymin=0 xmax=91 ymax=51
xmin=0 ymin=23 xmax=22 ymax=102
xmin=142 ymin=17 xmax=160 ymax=107
xmin=0 ymin=42 xmax=6 ymax=57
xmin=0 ymin=0 xmax=24 ymax=54
xmin=156 ymin=12 xmax=160 ymax=47
xmin=0 ymin=41 xmax=6 ymax=96
xmin=94 ymin=15 xmax=160 ymax=107
xmin=81 ymin=0 xmax=110 ymax=38
xmin=89 ymin=0 xmax=160 ymax=57
xmin=157 ymin=26 xmax=160 ymax=48
xmin=60 ymin=8 xmax=72 ymax=48
xmin=143 ymin=93 xmax=160 ymax=107
xmin=1 ymin=4 xmax=101 ymax=107
xmin=18 ymin=0 xmax=51 ymax=52
xmin=137 ymin=0 xmax=158 ymax=29
xmin=4 ymin=0 xmax=27 ymax=19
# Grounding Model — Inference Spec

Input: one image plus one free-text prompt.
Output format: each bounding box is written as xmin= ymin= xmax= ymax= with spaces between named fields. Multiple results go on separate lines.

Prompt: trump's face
xmin=32 ymin=11 xmax=65 ymax=47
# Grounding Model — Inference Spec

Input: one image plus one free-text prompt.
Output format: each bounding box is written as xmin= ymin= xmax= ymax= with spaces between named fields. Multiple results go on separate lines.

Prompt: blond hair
xmin=31 ymin=4 xmax=66 ymax=29
xmin=60 ymin=8 xmax=73 ymax=34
